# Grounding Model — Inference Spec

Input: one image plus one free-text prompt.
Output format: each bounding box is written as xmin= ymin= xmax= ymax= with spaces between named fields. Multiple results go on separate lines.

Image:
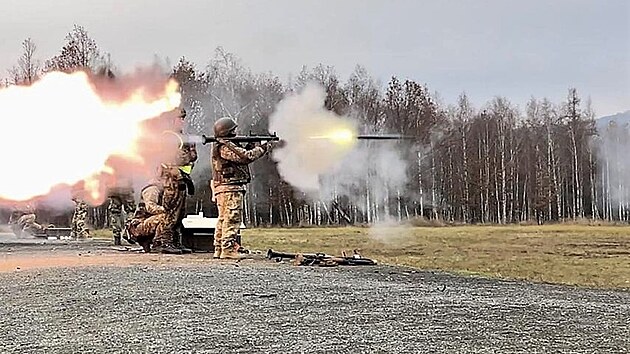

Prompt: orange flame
xmin=0 ymin=70 xmax=182 ymax=206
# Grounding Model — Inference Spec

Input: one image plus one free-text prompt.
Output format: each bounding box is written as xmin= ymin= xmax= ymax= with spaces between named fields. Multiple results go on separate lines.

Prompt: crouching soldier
xmin=126 ymin=165 xmax=186 ymax=254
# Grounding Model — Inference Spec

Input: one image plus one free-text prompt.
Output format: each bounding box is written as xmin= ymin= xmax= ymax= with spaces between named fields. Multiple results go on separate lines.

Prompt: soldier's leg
xmin=75 ymin=201 xmax=90 ymax=239
xmin=70 ymin=211 xmax=78 ymax=238
xmin=153 ymin=213 xmax=182 ymax=254
xmin=128 ymin=215 xmax=162 ymax=253
xmin=151 ymin=175 xmax=184 ymax=254
xmin=213 ymin=192 xmax=225 ymax=259
xmin=108 ymin=196 xmax=123 ymax=245
xmin=174 ymin=189 xmax=193 ymax=253
xmin=171 ymin=189 xmax=186 ymax=247
xmin=220 ymin=191 xmax=244 ymax=259
xmin=129 ymin=214 xmax=167 ymax=253
xmin=121 ymin=194 xmax=137 ymax=244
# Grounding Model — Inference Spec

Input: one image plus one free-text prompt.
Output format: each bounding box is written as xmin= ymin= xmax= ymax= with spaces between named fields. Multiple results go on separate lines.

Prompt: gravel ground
xmin=0 ymin=241 xmax=628 ymax=354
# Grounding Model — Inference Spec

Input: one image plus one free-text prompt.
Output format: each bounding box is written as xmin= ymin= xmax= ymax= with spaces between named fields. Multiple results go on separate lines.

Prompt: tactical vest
xmin=211 ymin=143 xmax=251 ymax=185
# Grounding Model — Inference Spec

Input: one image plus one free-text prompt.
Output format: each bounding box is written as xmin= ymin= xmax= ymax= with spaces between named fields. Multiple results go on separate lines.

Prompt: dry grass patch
xmin=91 ymin=229 xmax=113 ymax=240
xmin=243 ymin=225 xmax=630 ymax=289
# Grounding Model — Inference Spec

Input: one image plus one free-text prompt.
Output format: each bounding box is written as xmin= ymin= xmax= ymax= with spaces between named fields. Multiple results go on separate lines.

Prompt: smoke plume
xmin=269 ymin=83 xmax=409 ymax=213
xmin=598 ymin=118 xmax=630 ymax=210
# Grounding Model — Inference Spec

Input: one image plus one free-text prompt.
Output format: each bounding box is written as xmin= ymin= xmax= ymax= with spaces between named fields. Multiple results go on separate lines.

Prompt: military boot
xmin=213 ymin=246 xmax=222 ymax=259
xmin=178 ymin=245 xmax=193 ymax=254
xmin=139 ymin=240 xmax=151 ymax=253
xmin=153 ymin=244 xmax=183 ymax=255
xmin=219 ymin=247 xmax=242 ymax=260
xmin=122 ymin=232 xmax=137 ymax=245
xmin=114 ymin=235 xmax=122 ymax=246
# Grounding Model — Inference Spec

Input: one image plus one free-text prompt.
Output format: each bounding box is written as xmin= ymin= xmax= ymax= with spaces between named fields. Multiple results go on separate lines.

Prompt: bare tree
xmin=44 ymin=25 xmax=102 ymax=73
xmin=8 ymin=37 xmax=40 ymax=85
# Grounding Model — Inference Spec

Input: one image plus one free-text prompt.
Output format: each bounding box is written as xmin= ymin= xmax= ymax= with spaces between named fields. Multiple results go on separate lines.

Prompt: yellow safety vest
xmin=179 ymin=165 xmax=192 ymax=175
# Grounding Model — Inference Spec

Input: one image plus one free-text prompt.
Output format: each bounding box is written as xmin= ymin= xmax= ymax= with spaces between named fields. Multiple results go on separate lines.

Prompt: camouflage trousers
xmin=215 ymin=191 xmax=244 ymax=252
xmin=172 ymin=188 xmax=187 ymax=247
xmin=17 ymin=214 xmax=44 ymax=234
xmin=108 ymin=194 xmax=136 ymax=238
xmin=71 ymin=199 xmax=90 ymax=238
xmin=127 ymin=214 xmax=170 ymax=248
xmin=151 ymin=181 xmax=186 ymax=248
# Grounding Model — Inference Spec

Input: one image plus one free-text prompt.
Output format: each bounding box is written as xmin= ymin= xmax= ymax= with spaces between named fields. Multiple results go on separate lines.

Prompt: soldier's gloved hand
xmin=262 ymin=140 xmax=283 ymax=152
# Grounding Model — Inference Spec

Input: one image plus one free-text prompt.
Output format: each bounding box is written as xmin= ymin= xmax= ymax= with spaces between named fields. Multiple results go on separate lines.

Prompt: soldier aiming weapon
xmin=200 ymin=132 xmax=414 ymax=145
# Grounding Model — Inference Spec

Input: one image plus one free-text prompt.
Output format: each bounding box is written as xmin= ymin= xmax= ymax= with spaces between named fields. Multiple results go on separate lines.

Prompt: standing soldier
xmin=71 ymin=196 xmax=90 ymax=239
xmin=172 ymin=108 xmax=196 ymax=252
xmin=107 ymin=178 xmax=136 ymax=245
xmin=210 ymin=117 xmax=276 ymax=259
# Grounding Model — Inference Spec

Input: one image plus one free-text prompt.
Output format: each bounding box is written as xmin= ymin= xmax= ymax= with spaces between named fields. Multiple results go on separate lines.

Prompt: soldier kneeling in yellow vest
xmin=126 ymin=164 xmax=188 ymax=254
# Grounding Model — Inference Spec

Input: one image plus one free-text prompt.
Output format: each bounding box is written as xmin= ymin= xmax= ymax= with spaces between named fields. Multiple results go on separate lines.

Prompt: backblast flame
xmin=0 ymin=70 xmax=182 ymax=206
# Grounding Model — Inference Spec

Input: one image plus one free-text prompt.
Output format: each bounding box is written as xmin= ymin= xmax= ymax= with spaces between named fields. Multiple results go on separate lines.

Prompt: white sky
xmin=1 ymin=0 xmax=628 ymax=116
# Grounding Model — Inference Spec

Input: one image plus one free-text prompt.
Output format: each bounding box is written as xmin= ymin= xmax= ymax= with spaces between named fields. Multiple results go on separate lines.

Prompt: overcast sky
xmin=1 ymin=0 xmax=628 ymax=116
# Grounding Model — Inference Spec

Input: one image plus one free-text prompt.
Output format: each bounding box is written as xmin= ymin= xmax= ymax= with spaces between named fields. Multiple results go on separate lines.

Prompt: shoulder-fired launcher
xmin=201 ymin=132 xmax=280 ymax=145
xmin=200 ymin=132 xmax=415 ymax=145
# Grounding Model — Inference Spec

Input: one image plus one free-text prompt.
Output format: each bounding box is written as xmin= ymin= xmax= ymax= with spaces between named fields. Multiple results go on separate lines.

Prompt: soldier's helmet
xmin=213 ymin=117 xmax=237 ymax=137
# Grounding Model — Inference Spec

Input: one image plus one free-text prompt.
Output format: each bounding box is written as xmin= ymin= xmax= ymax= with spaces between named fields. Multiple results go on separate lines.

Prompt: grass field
xmin=244 ymin=225 xmax=630 ymax=289
xmin=93 ymin=225 xmax=630 ymax=289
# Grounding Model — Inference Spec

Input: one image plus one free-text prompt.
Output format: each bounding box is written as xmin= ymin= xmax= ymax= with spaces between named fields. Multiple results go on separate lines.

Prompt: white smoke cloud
xmin=269 ymin=83 xmax=358 ymax=192
xmin=598 ymin=120 xmax=630 ymax=211
xmin=269 ymin=83 xmax=409 ymax=213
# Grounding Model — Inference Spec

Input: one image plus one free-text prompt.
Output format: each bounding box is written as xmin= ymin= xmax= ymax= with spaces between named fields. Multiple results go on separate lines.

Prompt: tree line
xmin=1 ymin=25 xmax=626 ymax=228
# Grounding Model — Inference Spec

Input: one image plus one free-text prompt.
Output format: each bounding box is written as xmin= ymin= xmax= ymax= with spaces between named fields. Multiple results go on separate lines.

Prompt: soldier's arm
xmin=210 ymin=180 xmax=216 ymax=202
xmin=219 ymin=142 xmax=266 ymax=164
xmin=142 ymin=187 xmax=166 ymax=215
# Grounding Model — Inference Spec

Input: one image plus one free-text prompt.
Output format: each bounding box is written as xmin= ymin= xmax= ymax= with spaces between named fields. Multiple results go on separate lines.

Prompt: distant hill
xmin=597 ymin=110 xmax=630 ymax=131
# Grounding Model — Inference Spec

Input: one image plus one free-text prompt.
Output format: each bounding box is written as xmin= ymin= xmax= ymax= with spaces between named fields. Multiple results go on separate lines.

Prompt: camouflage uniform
xmin=17 ymin=213 xmax=45 ymax=235
xmin=211 ymin=139 xmax=270 ymax=258
xmin=127 ymin=166 xmax=185 ymax=254
xmin=172 ymin=144 xmax=196 ymax=247
xmin=71 ymin=197 xmax=90 ymax=239
xmin=107 ymin=185 xmax=136 ymax=245
xmin=172 ymin=109 xmax=197 ymax=248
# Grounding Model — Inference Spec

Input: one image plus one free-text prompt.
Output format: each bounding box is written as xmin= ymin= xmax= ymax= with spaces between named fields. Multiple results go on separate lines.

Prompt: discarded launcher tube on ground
xmin=266 ymin=249 xmax=377 ymax=266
